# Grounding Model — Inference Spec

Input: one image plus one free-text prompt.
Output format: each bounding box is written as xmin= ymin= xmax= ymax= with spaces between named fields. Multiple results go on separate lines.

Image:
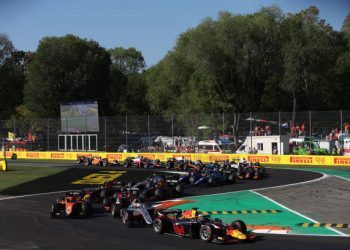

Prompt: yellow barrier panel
xmin=6 ymin=150 xmax=350 ymax=166
xmin=0 ymin=151 xmax=7 ymax=171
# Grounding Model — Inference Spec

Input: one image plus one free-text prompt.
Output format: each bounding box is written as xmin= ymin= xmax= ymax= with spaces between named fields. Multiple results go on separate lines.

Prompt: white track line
xmin=334 ymin=175 xmax=350 ymax=182
xmin=252 ymin=173 xmax=330 ymax=192
xmin=0 ymin=190 xmax=76 ymax=201
xmin=250 ymin=190 xmax=348 ymax=237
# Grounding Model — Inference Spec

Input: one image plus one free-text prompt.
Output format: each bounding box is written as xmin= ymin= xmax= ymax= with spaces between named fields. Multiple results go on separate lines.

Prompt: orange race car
xmin=50 ymin=191 xmax=92 ymax=218
xmin=77 ymin=154 xmax=119 ymax=167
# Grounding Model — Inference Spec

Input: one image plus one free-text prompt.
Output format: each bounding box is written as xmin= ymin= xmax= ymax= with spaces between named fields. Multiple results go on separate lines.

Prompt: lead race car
xmin=50 ymin=191 xmax=93 ymax=218
xmin=152 ymin=208 xmax=255 ymax=244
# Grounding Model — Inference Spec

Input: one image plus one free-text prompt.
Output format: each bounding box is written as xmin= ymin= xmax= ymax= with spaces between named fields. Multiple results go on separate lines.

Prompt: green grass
xmin=0 ymin=165 xmax=65 ymax=193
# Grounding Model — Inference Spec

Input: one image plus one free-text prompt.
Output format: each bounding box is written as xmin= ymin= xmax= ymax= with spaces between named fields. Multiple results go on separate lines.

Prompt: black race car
xmin=152 ymin=208 xmax=255 ymax=244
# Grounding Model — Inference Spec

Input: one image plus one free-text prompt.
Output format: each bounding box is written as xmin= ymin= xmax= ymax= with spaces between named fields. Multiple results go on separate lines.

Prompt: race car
xmin=84 ymin=181 xmax=125 ymax=211
xmin=138 ymin=175 xmax=184 ymax=201
xmin=77 ymin=154 xmax=119 ymax=167
xmin=237 ymin=161 xmax=265 ymax=180
xmin=50 ymin=191 xmax=92 ymax=218
xmin=119 ymin=199 xmax=155 ymax=227
xmin=191 ymin=168 xmax=236 ymax=186
xmin=152 ymin=208 xmax=255 ymax=244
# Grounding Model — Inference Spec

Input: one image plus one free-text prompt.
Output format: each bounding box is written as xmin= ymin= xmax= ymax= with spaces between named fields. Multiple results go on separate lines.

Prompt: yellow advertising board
xmin=6 ymin=150 xmax=350 ymax=166
xmin=0 ymin=151 xmax=7 ymax=171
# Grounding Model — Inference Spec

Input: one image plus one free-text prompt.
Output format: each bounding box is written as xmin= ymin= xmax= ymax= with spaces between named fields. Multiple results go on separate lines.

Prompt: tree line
xmin=1 ymin=6 xmax=350 ymax=124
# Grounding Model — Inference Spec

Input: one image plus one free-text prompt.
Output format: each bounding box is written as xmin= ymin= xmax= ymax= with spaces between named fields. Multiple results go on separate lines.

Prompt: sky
xmin=1 ymin=0 xmax=349 ymax=67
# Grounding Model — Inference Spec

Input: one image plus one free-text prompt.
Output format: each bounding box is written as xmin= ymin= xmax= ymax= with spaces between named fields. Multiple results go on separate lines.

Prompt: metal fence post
xmin=65 ymin=116 xmax=68 ymax=152
xmin=250 ymin=112 xmax=252 ymax=150
xmin=13 ymin=118 xmax=16 ymax=138
xmin=104 ymin=116 xmax=107 ymax=152
xmin=47 ymin=118 xmax=50 ymax=151
xmin=125 ymin=115 xmax=128 ymax=149
xmin=222 ymin=113 xmax=225 ymax=138
xmin=279 ymin=111 xmax=281 ymax=154
xmin=309 ymin=111 xmax=312 ymax=150
xmin=148 ymin=115 xmax=150 ymax=148
xmin=341 ymin=110 xmax=343 ymax=154
xmin=172 ymin=114 xmax=174 ymax=149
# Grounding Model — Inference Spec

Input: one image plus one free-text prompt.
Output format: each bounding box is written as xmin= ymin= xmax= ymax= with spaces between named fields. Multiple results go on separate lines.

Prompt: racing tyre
xmin=121 ymin=210 xmax=132 ymax=227
xmin=208 ymin=177 xmax=217 ymax=186
xmin=199 ymin=225 xmax=213 ymax=242
xmin=56 ymin=197 xmax=64 ymax=203
xmin=100 ymin=190 xmax=107 ymax=198
xmin=231 ymin=220 xmax=247 ymax=234
xmin=145 ymin=181 xmax=152 ymax=188
xmin=139 ymin=192 xmax=146 ymax=201
xmin=155 ymin=188 xmax=164 ymax=200
xmin=102 ymin=159 xmax=108 ymax=167
xmin=102 ymin=197 xmax=111 ymax=209
xmin=81 ymin=202 xmax=92 ymax=217
xmin=228 ymin=173 xmax=236 ymax=183
xmin=50 ymin=203 xmax=61 ymax=218
xmin=189 ymin=176 xmax=196 ymax=185
xmin=175 ymin=184 xmax=183 ymax=194
xmin=153 ymin=218 xmax=165 ymax=234
xmin=84 ymin=158 xmax=91 ymax=166
xmin=111 ymin=204 xmax=121 ymax=218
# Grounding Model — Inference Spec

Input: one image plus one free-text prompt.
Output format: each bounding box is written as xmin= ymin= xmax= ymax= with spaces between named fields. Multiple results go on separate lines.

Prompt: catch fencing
xmin=0 ymin=111 xmax=349 ymax=153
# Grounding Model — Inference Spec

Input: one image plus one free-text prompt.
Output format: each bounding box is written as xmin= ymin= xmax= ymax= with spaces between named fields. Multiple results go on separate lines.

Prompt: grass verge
xmin=0 ymin=165 xmax=65 ymax=193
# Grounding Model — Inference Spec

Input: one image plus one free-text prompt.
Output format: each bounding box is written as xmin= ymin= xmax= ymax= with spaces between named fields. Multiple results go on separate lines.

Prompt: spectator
xmin=291 ymin=125 xmax=296 ymax=137
xmin=344 ymin=123 xmax=349 ymax=135
xmin=265 ymin=125 xmax=272 ymax=135
xmin=301 ymin=123 xmax=305 ymax=136
xmin=272 ymin=146 xmax=278 ymax=155
xmin=295 ymin=124 xmax=300 ymax=137
xmin=253 ymin=147 xmax=258 ymax=154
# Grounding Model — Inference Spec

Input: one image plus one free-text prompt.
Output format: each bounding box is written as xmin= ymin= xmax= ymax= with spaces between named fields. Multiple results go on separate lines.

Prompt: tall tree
xmin=109 ymin=47 xmax=145 ymax=75
xmin=24 ymin=34 xmax=111 ymax=117
xmin=0 ymin=34 xmax=26 ymax=119
xmin=108 ymin=47 xmax=148 ymax=114
xmin=280 ymin=6 xmax=342 ymax=128
xmin=0 ymin=33 xmax=14 ymax=65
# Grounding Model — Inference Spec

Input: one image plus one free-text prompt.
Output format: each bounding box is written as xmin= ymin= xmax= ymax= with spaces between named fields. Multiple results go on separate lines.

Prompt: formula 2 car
xmin=120 ymin=199 xmax=155 ymax=227
xmin=50 ymin=191 xmax=92 ymax=218
xmin=152 ymin=208 xmax=255 ymax=244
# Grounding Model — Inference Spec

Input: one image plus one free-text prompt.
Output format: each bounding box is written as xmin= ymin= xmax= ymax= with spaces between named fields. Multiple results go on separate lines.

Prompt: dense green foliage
xmin=0 ymin=6 xmax=350 ymax=123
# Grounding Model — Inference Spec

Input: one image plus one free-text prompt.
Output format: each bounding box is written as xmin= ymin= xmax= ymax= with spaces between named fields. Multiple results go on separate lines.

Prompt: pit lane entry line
xmin=250 ymin=190 xmax=348 ymax=237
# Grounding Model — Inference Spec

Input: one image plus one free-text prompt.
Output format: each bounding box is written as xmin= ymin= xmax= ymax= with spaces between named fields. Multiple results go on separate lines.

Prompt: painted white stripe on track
xmin=249 ymin=190 xmax=348 ymax=237
xmin=0 ymin=190 xmax=76 ymax=201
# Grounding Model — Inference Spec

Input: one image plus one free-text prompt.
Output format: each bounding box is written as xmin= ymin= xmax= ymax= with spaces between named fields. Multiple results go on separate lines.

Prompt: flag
xmin=8 ymin=132 xmax=15 ymax=140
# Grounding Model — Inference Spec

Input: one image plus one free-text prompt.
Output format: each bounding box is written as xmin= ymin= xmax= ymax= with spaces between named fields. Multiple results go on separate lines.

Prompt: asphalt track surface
xmin=0 ymin=163 xmax=349 ymax=249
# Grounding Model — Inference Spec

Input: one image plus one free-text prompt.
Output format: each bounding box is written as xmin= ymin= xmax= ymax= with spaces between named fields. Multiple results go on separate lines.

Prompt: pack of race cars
xmin=51 ymin=158 xmax=264 ymax=244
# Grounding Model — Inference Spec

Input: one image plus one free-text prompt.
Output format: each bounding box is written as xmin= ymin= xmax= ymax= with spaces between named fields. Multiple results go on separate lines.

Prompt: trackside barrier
xmin=0 ymin=152 xmax=7 ymax=171
xmin=5 ymin=151 xmax=350 ymax=166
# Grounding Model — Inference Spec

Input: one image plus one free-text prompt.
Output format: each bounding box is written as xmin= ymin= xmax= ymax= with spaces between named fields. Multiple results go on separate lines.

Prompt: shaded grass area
xmin=0 ymin=165 xmax=65 ymax=193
